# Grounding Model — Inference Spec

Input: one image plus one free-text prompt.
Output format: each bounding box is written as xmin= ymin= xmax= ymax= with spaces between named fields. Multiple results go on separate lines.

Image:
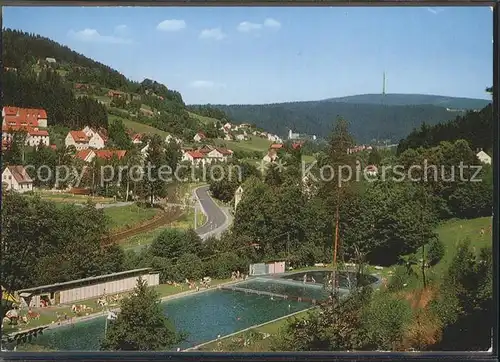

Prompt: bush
xmin=427 ymin=238 xmax=445 ymax=266
xmin=363 ymin=292 xmax=413 ymax=351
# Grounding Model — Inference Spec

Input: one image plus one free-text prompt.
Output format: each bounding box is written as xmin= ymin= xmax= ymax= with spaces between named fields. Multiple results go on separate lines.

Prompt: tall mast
xmin=332 ymin=184 xmax=341 ymax=292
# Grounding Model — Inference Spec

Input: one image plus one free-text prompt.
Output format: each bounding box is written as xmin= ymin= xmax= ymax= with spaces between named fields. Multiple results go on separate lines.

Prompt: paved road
xmin=194 ymin=185 xmax=232 ymax=240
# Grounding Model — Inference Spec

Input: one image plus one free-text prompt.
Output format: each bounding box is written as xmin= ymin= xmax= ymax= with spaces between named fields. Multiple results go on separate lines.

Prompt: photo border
xmin=0 ymin=1 xmax=498 ymax=361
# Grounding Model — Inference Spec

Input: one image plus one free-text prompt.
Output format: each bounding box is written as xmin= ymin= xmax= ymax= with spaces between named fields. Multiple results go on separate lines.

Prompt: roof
xmin=215 ymin=148 xmax=233 ymax=156
xmin=270 ymin=143 xmax=283 ymax=149
xmin=196 ymin=132 xmax=206 ymax=138
xmin=16 ymin=268 xmax=154 ymax=294
xmin=477 ymin=150 xmax=491 ymax=157
xmin=94 ymin=150 xmax=127 ymax=160
xmin=50 ymin=145 xmax=57 ymax=150
xmin=75 ymin=149 xmax=94 ymax=161
xmin=187 ymin=151 xmax=205 ymax=159
xmin=27 ymin=128 xmax=49 ymax=137
xmin=4 ymin=166 xmax=33 ymax=184
xmin=69 ymin=131 xmax=89 ymax=143
xmin=2 ymin=106 xmax=47 ymax=120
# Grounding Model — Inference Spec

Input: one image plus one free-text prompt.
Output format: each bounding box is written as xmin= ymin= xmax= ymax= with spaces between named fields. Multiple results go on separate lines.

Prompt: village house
xmin=65 ymin=131 xmax=90 ymax=150
xmin=193 ymin=132 xmax=207 ymax=143
xmin=2 ymin=125 xmax=50 ymax=148
xmin=132 ymin=133 xmax=143 ymax=145
xmin=270 ymin=143 xmax=284 ymax=150
xmin=348 ymin=145 xmax=373 ymax=154
xmin=235 ymin=134 xmax=247 ymax=141
xmin=182 ymin=150 xmax=206 ymax=166
xmin=2 ymin=165 xmax=33 ymax=193
xmin=2 ymin=106 xmax=48 ymax=128
xmin=75 ymin=149 xmax=127 ymax=164
xmin=267 ymin=134 xmax=282 ymax=143
xmin=206 ymin=148 xmax=233 ymax=163
xmin=365 ymin=165 xmax=378 ymax=177
xmin=263 ymin=150 xmax=279 ymax=163
xmin=65 ymin=127 xmax=107 ymax=150
xmin=165 ymin=134 xmax=182 ymax=145
xmin=107 ymin=90 xmax=126 ymax=98
xmin=476 ymin=150 xmax=492 ymax=165
xmin=25 ymin=128 xmax=50 ymax=147
xmin=224 ymin=134 xmax=234 ymax=141
xmin=75 ymin=149 xmax=96 ymax=163
xmin=234 ymin=186 xmax=244 ymax=210
xmin=45 ymin=57 xmax=56 ymax=64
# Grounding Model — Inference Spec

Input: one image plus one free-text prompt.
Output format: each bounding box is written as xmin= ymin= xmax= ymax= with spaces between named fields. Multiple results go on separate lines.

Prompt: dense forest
xmin=2 ymin=29 xmax=131 ymax=91
xmin=2 ymin=68 xmax=108 ymax=130
xmin=321 ymin=93 xmax=490 ymax=110
xmin=211 ymin=101 xmax=470 ymax=143
xmin=397 ymin=104 xmax=493 ymax=155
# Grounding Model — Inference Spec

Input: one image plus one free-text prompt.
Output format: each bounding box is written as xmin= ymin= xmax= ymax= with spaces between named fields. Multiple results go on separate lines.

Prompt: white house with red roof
xmin=165 ymin=134 xmax=182 ymax=145
xmin=263 ymin=150 xmax=279 ymax=163
xmin=82 ymin=126 xmax=107 ymax=149
xmin=65 ymin=131 xmax=90 ymax=150
xmin=193 ymin=132 xmax=207 ymax=143
xmin=132 ymin=134 xmax=144 ymax=145
xmin=182 ymin=150 xmax=206 ymax=166
xmin=2 ymin=165 xmax=33 ymax=193
xmin=2 ymin=106 xmax=48 ymax=128
xmin=206 ymin=148 xmax=233 ymax=163
xmin=75 ymin=149 xmax=127 ymax=163
xmin=25 ymin=128 xmax=50 ymax=147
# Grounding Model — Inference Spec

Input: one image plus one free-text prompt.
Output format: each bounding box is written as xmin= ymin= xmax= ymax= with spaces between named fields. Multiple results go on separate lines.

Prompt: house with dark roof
xmin=2 ymin=165 xmax=33 ymax=193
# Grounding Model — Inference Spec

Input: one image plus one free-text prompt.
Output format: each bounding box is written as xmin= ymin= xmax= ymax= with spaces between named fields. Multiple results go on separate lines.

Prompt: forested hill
xmin=2 ymin=29 xmax=214 ymax=138
xmin=321 ymin=94 xmax=490 ymax=110
xmin=397 ymin=104 xmax=493 ymax=155
xmin=211 ymin=101 xmax=472 ymax=144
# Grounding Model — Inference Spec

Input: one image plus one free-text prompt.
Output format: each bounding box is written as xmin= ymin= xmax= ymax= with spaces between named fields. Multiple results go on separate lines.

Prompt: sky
xmin=3 ymin=6 xmax=494 ymax=105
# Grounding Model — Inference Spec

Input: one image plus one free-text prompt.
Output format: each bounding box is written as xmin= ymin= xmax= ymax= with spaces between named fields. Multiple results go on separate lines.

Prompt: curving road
xmin=194 ymin=185 xmax=232 ymax=240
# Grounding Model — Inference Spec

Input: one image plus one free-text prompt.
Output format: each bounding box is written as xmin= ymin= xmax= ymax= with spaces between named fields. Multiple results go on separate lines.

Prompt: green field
xmin=188 ymin=111 xmax=220 ymax=124
xmin=222 ymin=137 xmax=272 ymax=153
xmin=33 ymin=192 xmax=116 ymax=205
xmin=431 ymin=216 xmax=491 ymax=276
xmin=109 ymin=114 xmax=170 ymax=138
xmin=104 ymin=204 xmax=160 ymax=232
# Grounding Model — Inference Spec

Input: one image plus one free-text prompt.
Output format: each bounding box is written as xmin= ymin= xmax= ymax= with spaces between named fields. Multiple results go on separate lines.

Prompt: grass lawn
xmin=33 ymin=192 xmax=115 ymax=204
xmin=302 ymin=155 xmax=316 ymax=164
xmin=104 ymin=204 xmax=160 ymax=232
xmin=108 ymin=114 xmax=170 ymax=138
xmin=188 ymin=112 xmax=220 ymax=125
xmin=222 ymin=137 xmax=272 ymax=153
xmin=430 ymin=216 xmax=492 ymax=277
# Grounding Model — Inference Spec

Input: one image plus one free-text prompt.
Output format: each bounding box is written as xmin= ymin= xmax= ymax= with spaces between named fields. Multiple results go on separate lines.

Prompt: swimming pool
xmin=30 ymin=288 xmax=311 ymax=351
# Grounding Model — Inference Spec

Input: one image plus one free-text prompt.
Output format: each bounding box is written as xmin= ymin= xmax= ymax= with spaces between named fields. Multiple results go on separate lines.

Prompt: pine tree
xmin=100 ymin=277 xmax=184 ymax=351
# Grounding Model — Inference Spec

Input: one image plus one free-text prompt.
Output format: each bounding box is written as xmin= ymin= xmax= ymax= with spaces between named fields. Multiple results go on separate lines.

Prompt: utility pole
xmin=194 ymin=203 xmax=198 ymax=229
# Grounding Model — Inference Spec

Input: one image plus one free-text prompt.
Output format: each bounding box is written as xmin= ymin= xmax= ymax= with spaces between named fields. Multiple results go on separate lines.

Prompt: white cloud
xmin=68 ymin=29 xmax=132 ymax=44
xmin=426 ymin=7 xmax=444 ymax=15
xmin=264 ymin=18 xmax=281 ymax=29
xmin=114 ymin=24 xmax=128 ymax=36
xmin=237 ymin=21 xmax=262 ymax=33
xmin=236 ymin=18 xmax=281 ymax=33
xmin=199 ymin=28 xmax=227 ymax=40
xmin=189 ymin=80 xmax=226 ymax=89
xmin=156 ymin=19 xmax=186 ymax=32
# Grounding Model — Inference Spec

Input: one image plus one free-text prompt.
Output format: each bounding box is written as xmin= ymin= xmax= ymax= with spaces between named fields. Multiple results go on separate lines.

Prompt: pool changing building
xmin=16 ymin=268 xmax=160 ymax=308
xmin=249 ymin=261 xmax=286 ymax=276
